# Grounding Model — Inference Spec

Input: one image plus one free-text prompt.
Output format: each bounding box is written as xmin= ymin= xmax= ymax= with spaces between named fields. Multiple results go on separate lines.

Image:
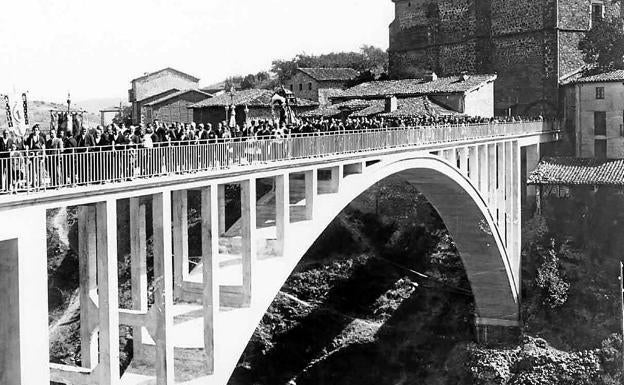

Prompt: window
xmin=595 ymin=139 xmax=607 ymax=159
xmin=308 ymin=82 xmax=312 ymax=91
xmin=594 ymin=111 xmax=607 ymax=136
xmin=596 ymin=87 xmax=605 ymax=99
xmin=289 ymin=84 xmax=293 ymax=91
xmin=592 ymin=3 xmax=604 ymax=26
xmin=299 ymin=83 xmax=303 ymax=91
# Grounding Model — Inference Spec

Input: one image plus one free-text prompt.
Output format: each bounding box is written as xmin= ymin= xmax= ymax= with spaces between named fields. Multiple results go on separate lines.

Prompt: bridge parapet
xmin=0 ymin=121 xmax=555 ymax=196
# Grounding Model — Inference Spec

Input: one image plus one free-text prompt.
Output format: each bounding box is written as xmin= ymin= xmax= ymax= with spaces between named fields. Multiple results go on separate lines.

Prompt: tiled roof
xmin=189 ymin=89 xmax=317 ymax=108
xmin=528 ymin=157 xmax=624 ymax=186
xmin=144 ymin=89 xmax=212 ymax=107
xmin=299 ymin=106 xmax=342 ymax=118
xmin=132 ymin=67 xmax=200 ymax=83
xmin=337 ymin=74 xmax=497 ymax=99
xmin=302 ymin=96 xmax=459 ymax=118
xmin=562 ymin=69 xmax=624 ymax=85
xmin=379 ymin=96 xmax=460 ymax=118
xmin=298 ymin=67 xmax=359 ymax=82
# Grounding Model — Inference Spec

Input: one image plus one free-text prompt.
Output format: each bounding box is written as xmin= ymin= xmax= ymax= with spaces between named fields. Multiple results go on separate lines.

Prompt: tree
xmin=579 ymin=16 xmax=624 ymax=70
xmin=271 ymin=45 xmax=389 ymax=84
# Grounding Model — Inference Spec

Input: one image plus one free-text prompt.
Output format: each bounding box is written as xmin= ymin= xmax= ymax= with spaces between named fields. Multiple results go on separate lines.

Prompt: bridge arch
xmin=281 ymin=154 xmax=519 ymax=324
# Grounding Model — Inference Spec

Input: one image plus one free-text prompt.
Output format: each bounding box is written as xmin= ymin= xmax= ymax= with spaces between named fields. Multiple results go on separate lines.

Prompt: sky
xmin=0 ymin=0 xmax=394 ymax=104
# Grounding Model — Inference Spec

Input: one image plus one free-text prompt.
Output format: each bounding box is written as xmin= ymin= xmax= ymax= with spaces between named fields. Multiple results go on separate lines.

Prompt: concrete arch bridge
xmin=0 ymin=122 xmax=556 ymax=384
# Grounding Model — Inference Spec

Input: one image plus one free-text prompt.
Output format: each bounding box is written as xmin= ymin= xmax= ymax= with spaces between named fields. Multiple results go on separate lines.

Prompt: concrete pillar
xmin=218 ymin=184 xmax=226 ymax=236
xmin=275 ymin=173 xmax=290 ymax=257
xmin=505 ymin=142 xmax=513 ymax=248
xmin=458 ymin=147 xmax=469 ymax=176
xmin=95 ymin=200 xmax=120 ymax=384
xmin=152 ymin=192 xmax=175 ymax=385
xmin=487 ymin=143 xmax=497 ymax=220
xmin=511 ymin=141 xmax=522 ymax=295
xmin=173 ymin=190 xmax=189 ymax=299
xmin=202 ymin=186 xmax=220 ymax=374
xmin=78 ymin=206 xmax=98 ymax=369
xmin=496 ymin=142 xmax=506 ymax=237
xmin=442 ymin=148 xmax=457 ymax=167
xmin=469 ymin=146 xmax=479 ymax=187
xmin=129 ymin=198 xmax=148 ymax=362
xmin=241 ymin=179 xmax=257 ymax=307
xmin=0 ymin=207 xmax=50 ymax=385
xmin=525 ymin=143 xmax=540 ymax=209
xmin=478 ymin=144 xmax=488 ymax=199
xmin=304 ymin=169 xmax=317 ymax=220
xmin=329 ymin=165 xmax=342 ymax=193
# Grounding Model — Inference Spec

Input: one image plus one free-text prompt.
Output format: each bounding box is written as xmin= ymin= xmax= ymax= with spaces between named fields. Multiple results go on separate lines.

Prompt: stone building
xmin=128 ymin=67 xmax=200 ymax=123
xmin=388 ymin=0 xmax=622 ymax=116
xmin=286 ymin=68 xmax=359 ymax=106
xmin=189 ymin=89 xmax=317 ymax=127
xmin=560 ymin=69 xmax=624 ymax=159
xmin=307 ymin=73 xmax=497 ymax=118
xmin=142 ymin=90 xmax=212 ymax=124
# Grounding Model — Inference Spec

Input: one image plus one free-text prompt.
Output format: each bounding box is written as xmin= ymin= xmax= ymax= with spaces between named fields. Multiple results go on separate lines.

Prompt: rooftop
xmin=337 ymin=74 xmax=497 ymax=99
xmin=143 ymin=89 xmax=212 ymax=107
xmin=528 ymin=157 xmax=624 ymax=186
xmin=189 ymin=89 xmax=317 ymax=108
xmin=131 ymin=67 xmax=200 ymax=83
xmin=561 ymin=68 xmax=624 ymax=85
xmin=301 ymin=96 xmax=459 ymax=118
xmin=297 ymin=67 xmax=359 ymax=82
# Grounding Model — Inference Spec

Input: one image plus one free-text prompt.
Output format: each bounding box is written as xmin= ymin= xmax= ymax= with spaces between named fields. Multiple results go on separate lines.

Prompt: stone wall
xmin=388 ymin=0 xmax=618 ymax=115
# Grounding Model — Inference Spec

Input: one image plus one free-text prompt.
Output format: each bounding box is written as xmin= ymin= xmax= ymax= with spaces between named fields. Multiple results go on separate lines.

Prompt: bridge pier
xmin=78 ymin=206 xmax=99 ymax=369
xmin=0 ymin=207 xmax=49 ymax=385
xmin=129 ymin=197 xmax=149 ymax=363
xmin=476 ymin=318 xmax=521 ymax=346
xmin=304 ymin=169 xmax=317 ymax=220
xmin=201 ymin=185 xmax=220 ymax=373
xmin=275 ymin=173 xmax=290 ymax=257
xmin=173 ymin=189 xmax=190 ymax=300
xmin=241 ymin=178 xmax=257 ymax=307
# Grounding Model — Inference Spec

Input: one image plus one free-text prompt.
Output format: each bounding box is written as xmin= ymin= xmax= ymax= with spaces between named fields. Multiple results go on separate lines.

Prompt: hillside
xmin=0 ymin=100 xmax=100 ymax=130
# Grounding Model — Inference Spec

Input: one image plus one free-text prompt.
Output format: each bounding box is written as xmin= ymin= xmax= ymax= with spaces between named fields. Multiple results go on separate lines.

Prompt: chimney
xmin=385 ymin=95 xmax=398 ymax=113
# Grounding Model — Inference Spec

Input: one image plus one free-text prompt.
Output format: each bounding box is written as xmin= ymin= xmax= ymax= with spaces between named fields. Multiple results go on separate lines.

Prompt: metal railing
xmin=0 ymin=121 xmax=553 ymax=194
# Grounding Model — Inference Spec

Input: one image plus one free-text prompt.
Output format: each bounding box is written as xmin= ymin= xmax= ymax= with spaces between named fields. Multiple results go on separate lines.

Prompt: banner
xmin=3 ymin=95 xmax=12 ymax=129
xmin=10 ymin=91 xmax=29 ymax=136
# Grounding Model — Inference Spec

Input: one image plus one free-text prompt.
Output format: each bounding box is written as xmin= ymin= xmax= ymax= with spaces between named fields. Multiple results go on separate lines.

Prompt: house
xmin=128 ymin=67 xmax=200 ymax=123
xmin=560 ymin=69 xmax=624 ymax=159
xmin=189 ymin=89 xmax=317 ymax=127
xmin=304 ymin=73 xmax=496 ymax=119
xmin=142 ymin=90 xmax=212 ymax=124
xmin=286 ymin=68 xmax=359 ymax=106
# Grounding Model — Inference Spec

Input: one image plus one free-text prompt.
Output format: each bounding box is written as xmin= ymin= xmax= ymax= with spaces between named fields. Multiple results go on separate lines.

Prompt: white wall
xmin=577 ymin=81 xmax=624 ymax=157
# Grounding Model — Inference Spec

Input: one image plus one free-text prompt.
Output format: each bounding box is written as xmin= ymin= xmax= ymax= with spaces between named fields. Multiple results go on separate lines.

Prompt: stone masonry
xmin=389 ymin=0 xmax=622 ymax=115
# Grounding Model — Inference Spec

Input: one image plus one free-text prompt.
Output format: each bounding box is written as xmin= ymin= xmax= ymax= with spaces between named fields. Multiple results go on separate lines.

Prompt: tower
xmin=389 ymin=0 xmax=622 ymax=115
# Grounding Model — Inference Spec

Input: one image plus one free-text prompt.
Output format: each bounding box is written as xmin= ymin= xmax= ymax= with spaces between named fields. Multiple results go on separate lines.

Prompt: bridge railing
xmin=0 ymin=121 xmax=552 ymax=194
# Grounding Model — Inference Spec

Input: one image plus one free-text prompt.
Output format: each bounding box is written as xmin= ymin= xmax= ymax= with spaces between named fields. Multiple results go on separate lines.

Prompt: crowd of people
xmin=0 ymin=114 xmax=546 ymax=154
xmin=0 ymin=114 xmax=547 ymax=193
